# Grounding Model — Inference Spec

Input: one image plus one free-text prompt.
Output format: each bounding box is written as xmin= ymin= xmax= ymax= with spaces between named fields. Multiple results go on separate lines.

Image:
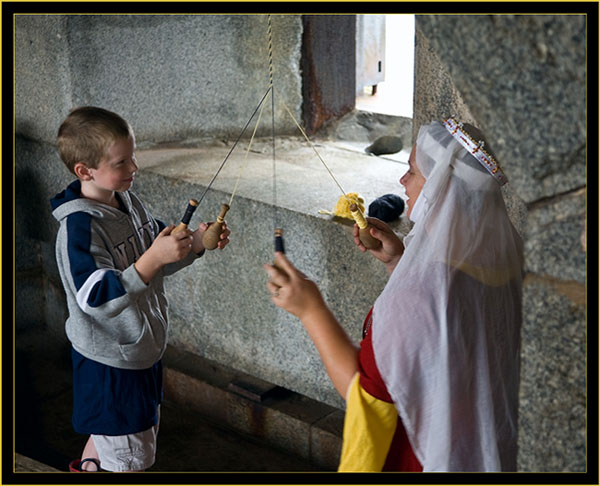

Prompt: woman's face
xmin=400 ymin=144 xmax=426 ymax=220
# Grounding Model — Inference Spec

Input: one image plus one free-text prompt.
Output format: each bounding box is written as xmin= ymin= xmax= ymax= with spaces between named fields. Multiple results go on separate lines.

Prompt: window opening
xmin=356 ymin=14 xmax=415 ymax=118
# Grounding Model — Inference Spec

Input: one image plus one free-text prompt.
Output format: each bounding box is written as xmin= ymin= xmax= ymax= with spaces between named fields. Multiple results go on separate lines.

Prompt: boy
xmin=51 ymin=106 xmax=230 ymax=471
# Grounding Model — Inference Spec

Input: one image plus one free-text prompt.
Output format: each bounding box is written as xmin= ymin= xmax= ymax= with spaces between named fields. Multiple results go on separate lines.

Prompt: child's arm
xmin=57 ymin=214 xmax=188 ymax=319
xmin=161 ymin=221 xmax=231 ymax=276
xmin=264 ymin=252 xmax=359 ymax=399
xmin=134 ymin=224 xmax=193 ymax=284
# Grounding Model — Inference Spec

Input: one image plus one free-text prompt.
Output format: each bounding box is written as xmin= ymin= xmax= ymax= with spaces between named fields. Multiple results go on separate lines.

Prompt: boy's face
xmin=89 ymin=136 xmax=138 ymax=193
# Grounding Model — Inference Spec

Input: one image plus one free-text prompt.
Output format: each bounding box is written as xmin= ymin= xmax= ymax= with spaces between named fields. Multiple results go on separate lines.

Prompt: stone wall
xmin=13 ymin=13 xmax=295 ymax=405
xmin=414 ymin=14 xmax=587 ymax=472
xmin=301 ymin=15 xmax=357 ymax=134
xmin=129 ymin=139 xmax=405 ymax=409
xmin=15 ymin=14 xmax=303 ymax=146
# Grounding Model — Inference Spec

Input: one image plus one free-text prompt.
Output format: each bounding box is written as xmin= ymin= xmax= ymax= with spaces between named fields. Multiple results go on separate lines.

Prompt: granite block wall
xmin=15 ymin=14 xmax=303 ymax=146
xmin=131 ymin=140 xmax=407 ymax=409
xmin=14 ymin=13 xmax=305 ymax=340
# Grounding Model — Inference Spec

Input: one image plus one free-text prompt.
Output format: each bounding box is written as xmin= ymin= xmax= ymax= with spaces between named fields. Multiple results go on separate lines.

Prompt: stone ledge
xmin=162 ymin=345 xmax=343 ymax=471
xmin=133 ymin=138 xmax=411 ymax=410
xmin=135 ymin=136 xmax=409 ymax=220
xmin=14 ymin=453 xmax=61 ymax=472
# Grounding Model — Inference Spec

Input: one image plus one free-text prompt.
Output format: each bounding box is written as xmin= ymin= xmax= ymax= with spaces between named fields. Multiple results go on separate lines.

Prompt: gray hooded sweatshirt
xmin=51 ymin=180 xmax=200 ymax=370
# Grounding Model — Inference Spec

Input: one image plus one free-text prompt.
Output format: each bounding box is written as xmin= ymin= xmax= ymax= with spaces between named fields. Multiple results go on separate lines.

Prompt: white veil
xmin=372 ymin=121 xmax=524 ymax=471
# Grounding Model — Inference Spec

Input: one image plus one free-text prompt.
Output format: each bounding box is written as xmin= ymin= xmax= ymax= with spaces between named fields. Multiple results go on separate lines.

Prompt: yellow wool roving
xmin=319 ymin=193 xmax=365 ymax=219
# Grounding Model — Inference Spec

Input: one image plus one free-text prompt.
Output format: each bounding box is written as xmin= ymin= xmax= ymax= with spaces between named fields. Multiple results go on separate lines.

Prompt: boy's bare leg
xmin=82 ymin=436 xmax=143 ymax=472
xmin=81 ymin=436 xmax=100 ymax=470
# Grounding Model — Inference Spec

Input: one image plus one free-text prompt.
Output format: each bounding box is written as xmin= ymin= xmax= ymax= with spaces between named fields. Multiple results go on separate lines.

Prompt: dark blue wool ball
xmin=368 ymin=194 xmax=405 ymax=222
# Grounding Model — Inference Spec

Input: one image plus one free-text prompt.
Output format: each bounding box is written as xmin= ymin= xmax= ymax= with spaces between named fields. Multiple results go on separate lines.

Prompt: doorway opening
xmin=355 ymin=14 xmax=415 ymax=118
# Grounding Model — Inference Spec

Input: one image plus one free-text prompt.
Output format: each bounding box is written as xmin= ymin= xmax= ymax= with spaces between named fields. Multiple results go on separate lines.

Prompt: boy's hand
xmin=150 ymin=224 xmax=193 ymax=264
xmin=192 ymin=222 xmax=231 ymax=253
xmin=353 ymin=217 xmax=404 ymax=274
xmin=134 ymin=225 xmax=192 ymax=284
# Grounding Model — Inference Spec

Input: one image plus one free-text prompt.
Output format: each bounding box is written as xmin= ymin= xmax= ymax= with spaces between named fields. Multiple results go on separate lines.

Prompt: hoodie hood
xmin=51 ymin=180 xmax=132 ymax=223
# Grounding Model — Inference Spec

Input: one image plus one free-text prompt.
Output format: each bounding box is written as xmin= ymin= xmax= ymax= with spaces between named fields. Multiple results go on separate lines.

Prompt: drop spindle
xmin=350 ymin=203 xmax=381 ymax=250
xmin=202 ymin=203 xmax=230 ymax=250
xmin=273 ymin=227 xmax=289 ymax=275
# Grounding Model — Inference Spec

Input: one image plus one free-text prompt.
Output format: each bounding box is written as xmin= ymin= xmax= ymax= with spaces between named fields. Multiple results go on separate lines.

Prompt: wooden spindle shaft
xmin=215 ymin=203 xmax=230 ymax=223
xmin=350 ymin=203 xmax=381 ymax=250
xmin=274 ymin=227 xmax=285 ymax=253
xmin=172 ymin=199 xmax=199 ymax=234
xmin=273 ymin=228 xmax=287 ymax=275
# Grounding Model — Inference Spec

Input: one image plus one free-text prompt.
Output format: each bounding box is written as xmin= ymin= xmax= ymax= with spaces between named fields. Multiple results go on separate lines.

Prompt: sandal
xmin=69 ymin=458 xmax=101 ymax=472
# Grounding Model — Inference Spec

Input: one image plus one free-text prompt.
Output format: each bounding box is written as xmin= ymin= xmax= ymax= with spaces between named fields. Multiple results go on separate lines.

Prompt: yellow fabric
xmin=449 ymin=259 xmax=519 ymax=287
xmin=338 ymin=373 xmax=398 ymax=472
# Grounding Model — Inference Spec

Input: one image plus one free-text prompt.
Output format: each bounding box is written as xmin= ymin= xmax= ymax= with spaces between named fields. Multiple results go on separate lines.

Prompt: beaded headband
xmin=443 ymin=116 xmax=508 ymax=186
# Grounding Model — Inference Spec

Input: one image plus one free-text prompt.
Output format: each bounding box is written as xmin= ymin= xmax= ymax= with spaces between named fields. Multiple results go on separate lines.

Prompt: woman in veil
xmin=264 ymin=117 xmax=524 ymax=472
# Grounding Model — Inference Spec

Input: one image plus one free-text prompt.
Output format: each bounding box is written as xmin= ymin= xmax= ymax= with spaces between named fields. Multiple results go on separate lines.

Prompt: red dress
xmin=355 ymin=307 xmax=422 ymax=471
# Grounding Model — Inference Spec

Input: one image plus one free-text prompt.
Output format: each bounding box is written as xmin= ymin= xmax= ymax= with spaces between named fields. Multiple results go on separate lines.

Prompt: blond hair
xmin=57 ymin=106 xmax=134 ymax=175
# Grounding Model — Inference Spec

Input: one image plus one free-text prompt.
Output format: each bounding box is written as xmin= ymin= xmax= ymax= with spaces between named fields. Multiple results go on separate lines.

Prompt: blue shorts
xmin=71 ymin=348 xmax=163 ymax=436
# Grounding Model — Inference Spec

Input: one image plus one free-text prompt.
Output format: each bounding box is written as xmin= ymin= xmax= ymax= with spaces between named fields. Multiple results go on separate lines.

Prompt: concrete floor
xmin=13 ymin=326 xmax=323 ymax=474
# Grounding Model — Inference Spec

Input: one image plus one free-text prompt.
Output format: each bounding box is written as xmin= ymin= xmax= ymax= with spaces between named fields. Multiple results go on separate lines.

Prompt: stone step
xmin=15 ymin=326 xmax=335 ymax=473
xmin=162 ymin=345 xmax=343 ymax=470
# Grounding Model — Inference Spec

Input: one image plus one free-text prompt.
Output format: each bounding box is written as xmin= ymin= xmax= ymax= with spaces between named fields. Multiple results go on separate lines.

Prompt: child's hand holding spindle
xmin=135 ymin=225 xmax=193 ymax=283
xmin=151 ymin=225 xmax=193 ymax=263
xmin=193 ymin=222 xmax=230 ymax=254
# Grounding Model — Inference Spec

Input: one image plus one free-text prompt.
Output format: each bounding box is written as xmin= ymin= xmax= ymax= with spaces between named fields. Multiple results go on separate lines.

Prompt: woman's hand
xmin=264 ymin=251 xmax=359 ymax=399
xmin=264 ymin=252 xmax=326 ymax=321
xmin=353 ymin=218 xmax=404 ymax=274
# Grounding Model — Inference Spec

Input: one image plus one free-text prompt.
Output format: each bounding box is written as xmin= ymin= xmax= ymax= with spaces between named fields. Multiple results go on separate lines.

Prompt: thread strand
xmin=228 ymin=87 xmax=272 ymax=206
xmin=196 ymin=86 xmax=272 ymax=207
xmin=281 ymin=101 xmax=350 ymax=202
xmin=268 ymin=15 xmax=278 ymax=230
